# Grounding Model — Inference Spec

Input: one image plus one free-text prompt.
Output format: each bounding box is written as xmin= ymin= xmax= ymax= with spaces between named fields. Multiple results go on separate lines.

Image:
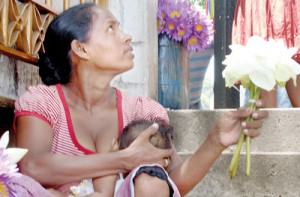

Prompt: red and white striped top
xmin=14 ymin=84 xmax=169 ymax=156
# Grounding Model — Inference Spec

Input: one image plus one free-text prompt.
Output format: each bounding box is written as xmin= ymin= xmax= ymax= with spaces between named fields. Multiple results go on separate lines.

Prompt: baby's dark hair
xmin=39 ymin=3 xmax=97 ymax=85
xmin=118 ymin=119 xmax=174 ymax=150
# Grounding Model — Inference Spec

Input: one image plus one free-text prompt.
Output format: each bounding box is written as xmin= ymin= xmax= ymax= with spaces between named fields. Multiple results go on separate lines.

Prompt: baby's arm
xmin=87 ymin=138 xmax=119 ymax=196
xmin=88 ymin=175 xmax=118 ymax=197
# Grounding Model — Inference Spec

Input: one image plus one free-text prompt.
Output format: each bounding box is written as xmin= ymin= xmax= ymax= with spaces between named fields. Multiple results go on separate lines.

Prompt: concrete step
xmin=168 ymin=109 xmax=300 ymax=196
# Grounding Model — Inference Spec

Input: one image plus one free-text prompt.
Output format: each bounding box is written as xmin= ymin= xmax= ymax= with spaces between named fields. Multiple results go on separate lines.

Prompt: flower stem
xmin=246 ymin=135 xmax=251 ymax=175
xmin=229 ymin=83 xmax=261 ymax=178
xmin=229 ymin=131 xmax=245 ymax=178
xmin=246 ymin=86 xmax=261 ymax=176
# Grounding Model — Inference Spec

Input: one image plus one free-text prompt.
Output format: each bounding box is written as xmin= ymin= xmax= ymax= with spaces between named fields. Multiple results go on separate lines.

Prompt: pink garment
xmin=232 ymin=0 xmax=300 ymax=57
xmin=7 ymin=174 xmax=53 ymax=197
xmin=14 ymin=84 xmax=172 ymax=194
xmin=116 ymin=164 xmax=181 ymax=197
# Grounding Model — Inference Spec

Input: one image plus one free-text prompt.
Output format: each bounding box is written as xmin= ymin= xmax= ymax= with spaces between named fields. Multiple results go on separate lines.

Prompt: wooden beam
xmin=0 ymin=44 xmax=38 ymax=65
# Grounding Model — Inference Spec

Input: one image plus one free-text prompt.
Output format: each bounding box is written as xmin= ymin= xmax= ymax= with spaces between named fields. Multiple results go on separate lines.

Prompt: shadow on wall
xmin=0 ymin=107 xmax=15 ymax=147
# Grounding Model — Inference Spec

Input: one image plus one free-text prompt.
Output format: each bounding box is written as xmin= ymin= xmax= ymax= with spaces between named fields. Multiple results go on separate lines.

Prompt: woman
xmin=14 ymin=3 xmax=268 ymax=197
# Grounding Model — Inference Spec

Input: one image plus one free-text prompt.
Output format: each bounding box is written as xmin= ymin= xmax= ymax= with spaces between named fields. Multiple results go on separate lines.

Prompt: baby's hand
xmin=47 ymin=188 xmax=66 ymax=197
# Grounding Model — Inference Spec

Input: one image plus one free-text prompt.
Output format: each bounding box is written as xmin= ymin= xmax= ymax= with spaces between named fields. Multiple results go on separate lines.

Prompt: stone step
xmin=168 ymin=109 xmax=300 ymax=196
xmin=168 ymin=109 xmax=300 ymax=153
xmin=180 ymin=153 xmax=300 ymax=197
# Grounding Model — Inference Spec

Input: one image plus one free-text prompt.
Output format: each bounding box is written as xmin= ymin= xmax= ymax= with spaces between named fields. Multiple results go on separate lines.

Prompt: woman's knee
xmin=134 ymin=173 xmax=170 ymax=197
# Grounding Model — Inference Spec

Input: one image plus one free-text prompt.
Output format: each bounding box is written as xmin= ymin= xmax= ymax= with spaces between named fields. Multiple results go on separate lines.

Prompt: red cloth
xmin=232 ymin=0 xmax=300 ymax=59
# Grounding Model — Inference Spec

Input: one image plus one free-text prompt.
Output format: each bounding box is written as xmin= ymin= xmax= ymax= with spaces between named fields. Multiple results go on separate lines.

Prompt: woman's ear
xmin=71 ymin=40 xmax=89 ymax=60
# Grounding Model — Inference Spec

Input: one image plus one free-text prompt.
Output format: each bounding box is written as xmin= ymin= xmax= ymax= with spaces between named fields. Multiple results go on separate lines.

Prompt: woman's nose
xmin=123 ymin=32 xmax=132 ymax=43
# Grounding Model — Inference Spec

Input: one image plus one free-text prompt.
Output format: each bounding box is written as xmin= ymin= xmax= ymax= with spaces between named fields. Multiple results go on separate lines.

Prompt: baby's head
xmin=118 ymin=119 xmax=174 ymax=150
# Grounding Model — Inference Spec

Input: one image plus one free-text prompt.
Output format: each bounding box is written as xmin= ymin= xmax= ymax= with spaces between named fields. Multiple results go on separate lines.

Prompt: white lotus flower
xmin=222 ymin=36 xmax=300 ymax=91
xmin=222 ymin=36 xmax=300 ymax=178
xmin=0 ymin=131 xmax=28 ymax=164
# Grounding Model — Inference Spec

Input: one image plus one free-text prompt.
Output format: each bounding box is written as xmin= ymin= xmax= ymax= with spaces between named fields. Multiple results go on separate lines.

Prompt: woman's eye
xmin=108 ymin=26 xmax=114 ymax=32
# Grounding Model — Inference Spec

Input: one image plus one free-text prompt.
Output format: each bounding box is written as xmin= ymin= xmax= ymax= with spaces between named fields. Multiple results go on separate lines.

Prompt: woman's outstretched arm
xmin=168 ymin=100 xmax=268 ymax=196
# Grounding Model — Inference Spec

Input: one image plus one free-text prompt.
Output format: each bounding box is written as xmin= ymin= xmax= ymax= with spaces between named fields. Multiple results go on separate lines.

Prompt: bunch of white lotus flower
xmin=222 ymin=36 xmax=300 ymax=178
xmin=222 ymin=36 xmax=300 ymax=91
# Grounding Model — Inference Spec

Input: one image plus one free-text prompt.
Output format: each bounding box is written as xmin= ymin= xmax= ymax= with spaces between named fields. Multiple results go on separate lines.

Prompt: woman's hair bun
xmin=38 ymin=52 xmax=71 ymax=85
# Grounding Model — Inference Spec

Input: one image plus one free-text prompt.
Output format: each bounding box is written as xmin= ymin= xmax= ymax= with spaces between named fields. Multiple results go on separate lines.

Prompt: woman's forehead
xmin=94 ymin=7 xmax=118 ymax=25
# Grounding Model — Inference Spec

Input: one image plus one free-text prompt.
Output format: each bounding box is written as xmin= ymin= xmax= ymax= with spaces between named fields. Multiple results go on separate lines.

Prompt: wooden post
xmin=45 ymin=0 xmax=52 ymax=7
xmin=27 ymin=2 xmax=33 ymax=54
xmin=2 ymin=0 xmax=9 ymax=46
xmin=93 ymin=0 xmax=108 ymax=7
xmin=63 ymin=0 xmax=70 ymax=10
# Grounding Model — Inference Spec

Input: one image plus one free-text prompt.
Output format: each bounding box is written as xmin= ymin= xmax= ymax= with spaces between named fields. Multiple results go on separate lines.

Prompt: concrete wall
xmin=109 ymin=0 xmax=158 ymax=99
xmin=168 ymin=109 xmax=300 ymax=197
xmin=0 ymin=55 xmax=41 ymax=107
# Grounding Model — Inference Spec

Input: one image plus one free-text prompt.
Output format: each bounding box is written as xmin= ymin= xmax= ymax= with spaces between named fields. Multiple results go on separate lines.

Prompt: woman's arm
xmin=16 ymin=116 xmax=173 ymax=186
xmin=168 ymin=101 xmax=268 ymax=196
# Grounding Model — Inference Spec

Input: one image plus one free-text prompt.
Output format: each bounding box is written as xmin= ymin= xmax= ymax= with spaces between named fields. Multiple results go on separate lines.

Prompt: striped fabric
xmin=14 ymin=84 xmax=169 ymax=193
xmin=14 ymin=84 xmax=169 ymax=157
xmin=206 ymin=0 xmax=214 ymax=20
xmin=189 ymin=45 xmax=214 ymax=106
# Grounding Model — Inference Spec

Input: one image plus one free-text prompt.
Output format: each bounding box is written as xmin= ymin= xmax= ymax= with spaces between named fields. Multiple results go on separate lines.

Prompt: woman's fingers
xmin=251 ymin=109 xmax=268 ymax=120
xmin=231 ymin=107 xmax=253 ymax=119
xmin=138 ymin=123 xmax=159 ymax=139
xmin=242 ymin=120 xmax=264 ymax=138
xmin=255 ymin=99 xmax=265 ymax=108
xmin=128 ymin=123 xmax=174 ymax=167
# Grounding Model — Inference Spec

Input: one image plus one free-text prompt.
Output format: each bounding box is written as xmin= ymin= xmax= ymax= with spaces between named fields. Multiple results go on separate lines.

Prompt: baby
xmin=70 ymin=119 xmax=175 ymax=197
xmin=119 ymin=119 xmax=174 ymax=150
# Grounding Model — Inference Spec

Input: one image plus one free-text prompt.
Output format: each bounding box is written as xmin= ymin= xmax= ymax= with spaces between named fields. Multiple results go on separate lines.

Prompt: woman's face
xmin=83 ymin=7 xmax=134 ymax=74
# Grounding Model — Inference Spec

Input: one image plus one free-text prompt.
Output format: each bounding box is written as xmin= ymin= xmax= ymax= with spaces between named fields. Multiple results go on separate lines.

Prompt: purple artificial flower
xmin=171 ymin=17 xmax=192 ymax=42
xmin=0 ymin=175 xmax=11 ymax=197
xmin=159 ymin=0 xmax=190 ymax=39
xmin=158 ymin=0 xmax=213 ymax=52
xmin=0 ymin=149 xmax=16 ymax=197
xmin=157 ymin=4 xmax=166 ymax=34
xmin=0 ymin=149 xmax=19 ymax=179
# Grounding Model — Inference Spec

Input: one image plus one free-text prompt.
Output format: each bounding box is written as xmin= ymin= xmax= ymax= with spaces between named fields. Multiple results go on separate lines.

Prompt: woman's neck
xmin=63 ymin=78 xmax=115 ymax=112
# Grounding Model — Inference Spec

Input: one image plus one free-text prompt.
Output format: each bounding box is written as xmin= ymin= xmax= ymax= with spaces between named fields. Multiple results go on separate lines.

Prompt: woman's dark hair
xmin=118 ymin=119 xmax=174 ymax=150
xmin=39 ymin=3 xmax=96 ymax=85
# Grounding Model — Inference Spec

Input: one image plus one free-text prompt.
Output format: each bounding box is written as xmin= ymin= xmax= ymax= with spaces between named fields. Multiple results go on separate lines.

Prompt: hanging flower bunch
xmin=0 ymin=131 xmax=28 ymax=196
xmin=222 ymin=36 xmax=300 ymax=178
xmin=158 ymin=0 xmax=213 ymax=52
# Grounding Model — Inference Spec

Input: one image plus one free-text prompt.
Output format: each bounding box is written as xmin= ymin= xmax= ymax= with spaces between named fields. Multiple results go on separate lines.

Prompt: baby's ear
xmin=111 ymin=138 xmax=119 ymax=152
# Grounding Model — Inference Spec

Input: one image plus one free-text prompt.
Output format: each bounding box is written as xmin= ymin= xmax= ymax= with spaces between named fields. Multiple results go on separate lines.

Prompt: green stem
xmin=229 ymin=131 xmax=245 ymax=178
xmin=246 ymin=135 xmax=251 ymax=175
xmin=229 ymin=83 xmax=261 ymax=178
xmin=246 ymin=86 xmax=261 ymax=176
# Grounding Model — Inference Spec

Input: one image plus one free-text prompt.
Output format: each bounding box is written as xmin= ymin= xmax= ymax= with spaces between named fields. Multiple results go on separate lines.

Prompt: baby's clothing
xmin=68 ymin=164 xmax=181 ymax=197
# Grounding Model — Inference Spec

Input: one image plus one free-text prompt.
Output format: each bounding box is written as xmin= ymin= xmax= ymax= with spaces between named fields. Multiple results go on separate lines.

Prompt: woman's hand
xmin=123 ymin=123 xmax=174 ymax=171
xmin=211 ymin=99 xmax=269 ymax=149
